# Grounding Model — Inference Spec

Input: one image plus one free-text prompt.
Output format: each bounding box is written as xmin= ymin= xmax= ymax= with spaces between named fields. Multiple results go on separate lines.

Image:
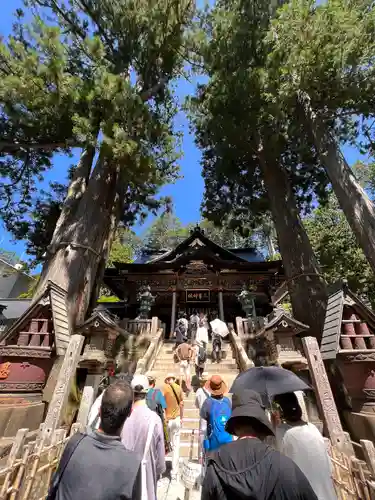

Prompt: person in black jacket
xmin=201 ymin=389 xmax=319 ymax=500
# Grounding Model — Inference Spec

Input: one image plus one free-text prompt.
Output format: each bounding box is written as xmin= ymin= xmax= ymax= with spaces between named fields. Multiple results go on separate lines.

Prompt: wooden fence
xmin=0 ymin=423 xmax=83 ymax=500
xmin=326 ymin=438 xmax=375 ymax=499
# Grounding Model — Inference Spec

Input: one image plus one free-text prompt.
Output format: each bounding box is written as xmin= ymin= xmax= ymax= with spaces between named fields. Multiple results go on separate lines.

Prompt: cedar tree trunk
xmin=259 ymin=146 xmax=328 ymax=339
xmin=34 ymin=145 xmax=125 ymax=326
xmin=300 ymin=92 xmax=375 ymax=274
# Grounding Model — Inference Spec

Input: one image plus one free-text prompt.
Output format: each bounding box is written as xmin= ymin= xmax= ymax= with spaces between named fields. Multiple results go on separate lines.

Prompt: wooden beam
xmin=41 ymin=334 xmax=84 ymax=443
xmin=76 ymin=373 xmax=102 ymax=428
xmin=302 ymin=336 xmax=354 ymax=455
xmin=360 ymin=439 xmax=375 ymax=477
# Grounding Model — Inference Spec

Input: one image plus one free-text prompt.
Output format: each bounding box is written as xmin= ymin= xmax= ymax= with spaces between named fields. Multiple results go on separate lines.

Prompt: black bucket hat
xmin=225 ymin=389 xmax=274 ymax=436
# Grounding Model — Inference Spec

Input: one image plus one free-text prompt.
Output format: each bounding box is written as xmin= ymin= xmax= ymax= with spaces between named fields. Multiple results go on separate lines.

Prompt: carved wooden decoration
xmin=0 ymin=362 xmax=10 ymax=379
xmin=41 ymin=334 xmax=84 ymax=442
xmin=302 ymin=336 xmax=353 ymax=454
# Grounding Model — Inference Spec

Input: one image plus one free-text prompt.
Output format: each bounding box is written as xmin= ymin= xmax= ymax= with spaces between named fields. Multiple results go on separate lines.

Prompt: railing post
xmin=151 ymin=316 xmax=158 ymax=338
xmin=236 ymin=317 xmax=244 ymax=337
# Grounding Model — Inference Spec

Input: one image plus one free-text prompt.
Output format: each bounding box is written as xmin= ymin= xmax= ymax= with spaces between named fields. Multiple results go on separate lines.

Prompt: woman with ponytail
xmin=274 ymin=392 xmax=337 ymax=500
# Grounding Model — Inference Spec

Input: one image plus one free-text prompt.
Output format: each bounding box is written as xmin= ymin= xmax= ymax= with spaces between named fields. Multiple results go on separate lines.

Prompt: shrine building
xmin=103 ymin=226 xmax=285 ymax=335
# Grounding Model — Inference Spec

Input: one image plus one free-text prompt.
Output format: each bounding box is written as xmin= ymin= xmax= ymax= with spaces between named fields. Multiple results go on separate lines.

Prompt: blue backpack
xmin=204 ymin=397 xmax=233 ymax=451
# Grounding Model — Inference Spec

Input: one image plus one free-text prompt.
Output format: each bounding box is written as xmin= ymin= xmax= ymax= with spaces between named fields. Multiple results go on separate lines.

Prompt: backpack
xmin=146 ymin=390 xmax=172 ymax=454
xmin=146 ymin=390 xmax=165 ymax=435
xmin=204 ymin=397 xmax=233 ymax=451
xmin=198 ymin=346 xmax=207 ymax=364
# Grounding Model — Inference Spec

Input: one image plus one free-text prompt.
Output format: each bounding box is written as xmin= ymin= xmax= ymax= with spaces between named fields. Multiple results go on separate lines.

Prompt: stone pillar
xmin=76 ymin=371 xmax=103 ymax=428
xmin=218 ymin=290 xmax=224 ymax=321
xmin=170 ymin=290 xmax=177 ymax=337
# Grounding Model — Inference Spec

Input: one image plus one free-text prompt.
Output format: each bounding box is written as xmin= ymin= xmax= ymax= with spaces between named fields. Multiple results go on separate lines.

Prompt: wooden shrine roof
xmin=320 ymin=280 xmax=375 ymax=360
xmin=104 ymin=226 xmax=284 ymax=298
xmin=0 ymin=281 xmax=72 ymax=356
xmin=265 ymin=308 xmax=310 ymax=335
xmin=107 ymin=225 xmax=282 ymax=272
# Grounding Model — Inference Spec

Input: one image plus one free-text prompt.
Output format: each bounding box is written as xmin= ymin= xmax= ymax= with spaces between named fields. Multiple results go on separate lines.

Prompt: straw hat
xmin=204 ymin=375 xmax=228 ymax=396
xmin=164 ymin=373 xmax=176 ymax=384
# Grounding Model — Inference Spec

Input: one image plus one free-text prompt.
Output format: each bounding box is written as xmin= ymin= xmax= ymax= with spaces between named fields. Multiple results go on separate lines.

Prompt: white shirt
xmin=87 ymin=391 xmax=104 ymax=430
xmin=196 ymin=326 xmax=209 ymax=345
xmin=275 ymin=422 xmax=337 ymax=500
xmin=180 ymin=318 xmax=188 ymax=330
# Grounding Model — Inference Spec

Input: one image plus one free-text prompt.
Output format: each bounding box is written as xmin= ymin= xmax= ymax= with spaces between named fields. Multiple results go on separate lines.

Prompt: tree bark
xmin=34 ymin=146 xmax=125 ymax=326
xmin=259 ymin=146 xmax=328 ymax=339
xmin=299 ymin=92 xmax=375 ymax=275
xmin=51 ymin=144 xmax=96 ymax=243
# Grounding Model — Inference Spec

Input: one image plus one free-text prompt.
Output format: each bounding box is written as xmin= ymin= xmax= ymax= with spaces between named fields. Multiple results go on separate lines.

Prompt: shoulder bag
xmin=141 ymin=421 xmax=156 ymax=500
xmin=46 ymin=432 xmax=86 ymax=500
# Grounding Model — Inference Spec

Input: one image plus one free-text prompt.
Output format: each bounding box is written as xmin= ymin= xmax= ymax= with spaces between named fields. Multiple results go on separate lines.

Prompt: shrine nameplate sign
xmin=186 ymin=290 xmax=210 ymax=302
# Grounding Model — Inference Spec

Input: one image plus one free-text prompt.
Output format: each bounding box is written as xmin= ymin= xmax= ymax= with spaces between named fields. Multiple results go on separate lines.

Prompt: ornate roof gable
xmin=149 ymin=226 xmax=247 ymax=264
xmin=0 ymin=281 xmax=72 ymax=356
xmin=265 ymin=308 xmax=310 ymax=336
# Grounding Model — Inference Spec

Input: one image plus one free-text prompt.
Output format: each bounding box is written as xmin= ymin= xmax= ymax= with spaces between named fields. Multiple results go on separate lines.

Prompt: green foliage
xmin=267 ymin=0 xmax=375 ymax=151
xmin=139 ymin=214 xmax=258 ymax=252
xmin=107 ymin=229 xmax=142 ymax=266
xmin=0 ymin=0 xmax=194 ymax=253
xmin=187 ymin=0 xmax=330 ymax=238
xmin=352 ymin=160 xmax=375 ymax=199
xmin=304 ymin=194 xmax=375 ymax=306
xmin=97 ymin=295 xmax=121 ymax=303
xmin=187 ymin=0 xmax=375 ymax=237
xmin=266 ymin=252 xmax=281 ymax=262
xmin=18 ymin=274 xmax=40 ymax=299
xmin=142 ymin=213 xmax=190 ymax=250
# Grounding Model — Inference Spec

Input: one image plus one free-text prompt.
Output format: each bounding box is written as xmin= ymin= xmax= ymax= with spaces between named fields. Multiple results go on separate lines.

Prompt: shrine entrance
xmin=103 ymin=226 xmax=285 ymax=336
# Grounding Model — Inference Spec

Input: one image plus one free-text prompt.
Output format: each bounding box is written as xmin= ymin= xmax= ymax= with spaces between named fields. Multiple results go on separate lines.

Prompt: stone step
xmin=180 ymin=417 xmax=199 ymax=429
xmin=156 ymin=350 xmax=233 ymax=357
xmin=152 ymin=362 xmax=238 ymax=371
xmin=170 ymin=443 xmax=198 ymax=459
xmin=183 ymin=408 xmax=199 ymax=418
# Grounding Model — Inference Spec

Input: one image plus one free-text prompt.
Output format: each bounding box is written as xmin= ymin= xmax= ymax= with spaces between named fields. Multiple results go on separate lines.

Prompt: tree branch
xmin=139 ymin=77 xmax=168 ymax=102
xmin=0 ymin=139 xmax=80 ymax=153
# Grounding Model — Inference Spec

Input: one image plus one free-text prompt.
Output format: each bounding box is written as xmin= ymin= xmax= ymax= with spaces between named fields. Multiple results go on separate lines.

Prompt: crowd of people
xmin=47 ymin=365 xmax=337 ymax=500
xmin=173 ymin=310 xmax=223 ymax=393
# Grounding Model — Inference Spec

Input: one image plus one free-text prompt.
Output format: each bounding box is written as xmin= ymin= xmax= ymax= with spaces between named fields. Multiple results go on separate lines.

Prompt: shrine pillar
xmin=218 ymin=290 xmax=224 ymax=321
xmin=171 ymin=290 xmax=177 ymax=336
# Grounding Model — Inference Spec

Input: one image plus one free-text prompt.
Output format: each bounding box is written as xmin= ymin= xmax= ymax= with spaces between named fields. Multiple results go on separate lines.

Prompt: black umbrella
xmin=229 ymin=366 xmax=311 ymax=402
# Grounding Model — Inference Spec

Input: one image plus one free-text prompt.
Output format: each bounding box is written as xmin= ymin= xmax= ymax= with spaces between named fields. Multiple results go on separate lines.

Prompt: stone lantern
xmin=137 ymin=285 xmax=156 ymax=319
xmin=237 ymin=284 xmax=257 ymax=331
xmin=75 ymin=308 xmax=128 ymax=426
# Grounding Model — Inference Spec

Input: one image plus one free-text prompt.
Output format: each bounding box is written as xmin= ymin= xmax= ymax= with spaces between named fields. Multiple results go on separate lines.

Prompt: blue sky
xmin=0 ymin=1 xmax=366 ymax=262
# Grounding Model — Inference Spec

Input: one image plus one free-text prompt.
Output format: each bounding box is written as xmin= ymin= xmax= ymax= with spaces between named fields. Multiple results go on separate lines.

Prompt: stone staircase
xmin=147 ymin=340 xmax=240 ymax=460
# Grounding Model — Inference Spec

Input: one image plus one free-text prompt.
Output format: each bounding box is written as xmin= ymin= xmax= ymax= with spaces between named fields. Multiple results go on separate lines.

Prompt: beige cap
xmin=131 ymin=374 xmax=149 ymax=393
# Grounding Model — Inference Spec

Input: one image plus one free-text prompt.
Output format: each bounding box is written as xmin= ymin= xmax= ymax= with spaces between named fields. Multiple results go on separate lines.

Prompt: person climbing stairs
xmin=147 ymin=339 xmax=240 ymax=461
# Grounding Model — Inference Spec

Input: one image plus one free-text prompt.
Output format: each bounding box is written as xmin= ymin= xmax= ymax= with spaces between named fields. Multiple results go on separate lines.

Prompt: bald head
xmin=100 ymin=381 xmax=133 ymax=435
